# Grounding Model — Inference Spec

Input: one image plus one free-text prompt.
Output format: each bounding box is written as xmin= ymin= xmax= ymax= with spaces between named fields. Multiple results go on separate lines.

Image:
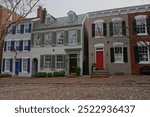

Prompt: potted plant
xmin=92 ymin=63 xmax=97 ymax=72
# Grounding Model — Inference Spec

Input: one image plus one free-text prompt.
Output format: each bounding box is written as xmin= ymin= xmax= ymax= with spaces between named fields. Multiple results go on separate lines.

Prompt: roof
xmin=33 ymin=14 xmax=86 ymax=30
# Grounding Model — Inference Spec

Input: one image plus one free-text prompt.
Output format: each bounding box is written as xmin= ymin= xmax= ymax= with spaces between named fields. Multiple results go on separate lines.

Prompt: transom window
xmin=44 ymin=55 xmax=51 ymax=69
xmin=22 ymin=59 xmax=28 ymax=72
xmin=57 ymin=31 xmax=64 ymax=46
xmin=5 ymin=59 xmax=10 ymax=71
xmin=25 ymin=23 xmax=29 ymax=33
xmin=7 ymin=41 xmax=11 ymax=51
xmin=69 ymin=30 xmax=77 ymax=45
xmin=112 ymin=18 xmax=122 ymax=36
xmin=139 ymin=46 xmax=149 ymax=62
xmin=15 ymin=41 xmax=20 ymax=51
xmin=45 ymin=32 xmax=52 ymax=46
xmin=34 ymin=33 xmax=41 ymax=46
xmin=56 ymin=55 xmax=63 ymax=69
xmin=24 ymin=40 xmax=28 ymax=51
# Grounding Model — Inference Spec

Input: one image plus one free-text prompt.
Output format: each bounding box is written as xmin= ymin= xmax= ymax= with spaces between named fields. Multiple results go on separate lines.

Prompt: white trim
xmin=94 ymin=19 xmax=104 ymax=24
xmin=94 ymin=43 xmax=104 ymax=48
xmin=137 ymin=41 xmax=149 ymax=46
xmin=22 ymin=58 xmax=29 ymax=73
xmin=113 ymin=42 xmax=124 ymax=46
xmin=112 ymin=17 xmax=122 ymax=21
xmin=135 ymin=15 xmax=147 ymax=20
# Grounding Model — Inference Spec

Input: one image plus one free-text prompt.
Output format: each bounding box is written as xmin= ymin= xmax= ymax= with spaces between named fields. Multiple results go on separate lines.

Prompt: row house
xmin=1 ymin=18 xmax=35 ymax=77
xmin=31 ymin=10 xmax=86 ymax=75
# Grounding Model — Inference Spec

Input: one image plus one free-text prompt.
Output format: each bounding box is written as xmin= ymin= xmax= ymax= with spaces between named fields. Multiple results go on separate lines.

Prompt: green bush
xmin=59 ymin=71 xmax=65 ymax=77
xmin=75 ymin=67 xmax=81 ymax=76
xmin=34 ymin=72 xmax=47 ymax=78
xmin=47 ymin=72 xmax=53 ymax=77
xmin=53 ymin=71 xmax=59 ymax=77
xmin=0 ymin=73 xmax=12 ymax=77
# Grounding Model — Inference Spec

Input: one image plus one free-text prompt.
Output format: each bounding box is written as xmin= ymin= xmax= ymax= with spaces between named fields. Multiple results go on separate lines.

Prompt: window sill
xmin=112 ymin=35 xmax=123 ymax=37
xmin=139 ymin=61 xmax=150 ymax=64
xmin=114 ymin=61 xmax=124 ymax=64
xmin=94 ymin=36 xmax=104 ymax=38
xmin=22 ymin=71 xmax=28 ymax=73
xmin=137 ymin=33 xmax=148 ymax=36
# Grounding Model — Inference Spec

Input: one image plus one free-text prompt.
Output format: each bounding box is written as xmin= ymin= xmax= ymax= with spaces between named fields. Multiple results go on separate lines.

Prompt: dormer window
xmin=68 ymin=10 xmax=77 ymax=23
xmin=45 ymin=14 xmax=56 ymax=24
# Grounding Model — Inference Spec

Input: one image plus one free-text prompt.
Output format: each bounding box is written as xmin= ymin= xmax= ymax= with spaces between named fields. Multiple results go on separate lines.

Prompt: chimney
xmin=37 ymin=6 xmax=47 ymax=23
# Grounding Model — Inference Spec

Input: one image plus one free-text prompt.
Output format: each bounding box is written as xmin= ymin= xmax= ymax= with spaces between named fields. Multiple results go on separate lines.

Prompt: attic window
xmin=45 ymin=14 xmax=56 ymax=24
xmin=45 ymin=16 xmax=51 ymax=24
xmin=68 ymin=11 xmax=77 ymax=23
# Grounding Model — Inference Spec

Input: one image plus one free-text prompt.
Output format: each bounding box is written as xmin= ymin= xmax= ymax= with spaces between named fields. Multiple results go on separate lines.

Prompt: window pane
xmin=114 ymin=46 xmax=123 ymax=62
xmin=23 ymin=59 xmax=28 ymax=72
xmin=95 ymin=23 xmax=103 ymax=36
xmin=57 ymin=31 xmax=64 ymax=45
xmin=69 ymin=30 xmax=77 ymax=45
xmin=56 ymin=55 xmax=63 ymax=69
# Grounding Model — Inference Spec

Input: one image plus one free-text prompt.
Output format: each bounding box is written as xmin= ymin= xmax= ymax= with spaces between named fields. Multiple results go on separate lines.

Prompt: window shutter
xmin=40 ymin=33 xmax=45 ymax=47
xmin=123 ymin=47 xmax=128 ymax=63
xmin=10 ymin=58 xmax=13 ymax=72
xmin=134 ymin=46 xmax=139 ymax=63
xmin=12 ymin=26 xmax=16 ymax=35
xmin=133 ymin=20 xmax=137 ymax=35
xmin=77 ymin=29 xmax=81 ymax=45
xmin=31 ymin=34 xmax=34 ymax=47
xmin=40 ymin=55 xmax=44 ymax=70
xmin=19 ymin=58 xmax=22 ymax=72
xmin=2 ymin=59 xmax=5 ymax=72
xmin=110 ymin=48 xmax=114 ymax=63
xmin=52 ymin=55 xmax=55 ymax=69
xmin=64 ymin=31 xmax=68 ymax=46
xmin=146 ymin=18 xmax=150 ymax=34
xmin=4 ymin=42 xmax=7 ymax=52
xmin=28 ymin=40 xmax=31 ymax=51
xmin=92 ymin=24 xmax=95 ymax=37
xmin=11 ymin=41 xmax=15 ymax=51
xmin=29 ymin=23 xmax=32 ymax=33
xmin=27 ymin=58 xmax=30 ymax=73
xmin=19 ymin=40 xmax=23 ymax=51
xmin=122 ymin=21 xmax=126 ymax=36
xmin=20 ymin=24 xmax=24 ymax=34
xmin=109 ymin=22 xmax=113 ymax=36
xmin=103 ymin=23 xmax=107 ymax=36
xmin=52 ymin=32 xmax=56 ymax=46
xmin=63 ymin=55 xmax=66 ymax=68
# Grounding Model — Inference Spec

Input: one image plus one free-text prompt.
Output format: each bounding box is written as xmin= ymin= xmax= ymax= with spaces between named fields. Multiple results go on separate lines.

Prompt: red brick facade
xmin=128 ymin=12 xmax=150 ymax=75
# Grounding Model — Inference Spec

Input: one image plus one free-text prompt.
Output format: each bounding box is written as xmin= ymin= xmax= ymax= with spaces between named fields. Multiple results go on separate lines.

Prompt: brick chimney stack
xmin=37 ymin=6 xmax=47 ymax=23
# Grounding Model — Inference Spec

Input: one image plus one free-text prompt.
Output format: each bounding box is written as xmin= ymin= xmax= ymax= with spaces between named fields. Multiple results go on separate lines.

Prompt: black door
xmin=69 ymin=54 xmax=77 ymax=74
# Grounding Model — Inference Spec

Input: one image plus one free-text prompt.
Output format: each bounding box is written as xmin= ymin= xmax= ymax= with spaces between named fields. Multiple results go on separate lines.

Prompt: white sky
xmin=30 ymin=0 xmax=150 ymax=18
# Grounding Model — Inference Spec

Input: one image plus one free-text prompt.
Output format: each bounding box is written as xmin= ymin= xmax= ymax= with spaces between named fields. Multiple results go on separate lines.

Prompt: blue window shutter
xmin=10 ymin=58 xmax=13 ymax=72
xmin=4 ymin=42 xmax=7 ymax=52
xmin=27 ymin=58 xmax=30 ymax=73
xmin=29 ymin=23 xmax=32 ymax=33
xmin=11 ymin=41 xmax=15 ymax=51
xmin=2 ymin=59 xmax=5 ymax=72
xmin=28 ymin=40 xmax=31 ymax=51
xmin=20 ymin=24 xmax=24 ymax=34
xmin=12 ymin=26 xmax=16 ymax=35
xmin=19 ymin=58 xmax=22 ymax=72
xmin=19 ymin=40 xmax=23 ymax=51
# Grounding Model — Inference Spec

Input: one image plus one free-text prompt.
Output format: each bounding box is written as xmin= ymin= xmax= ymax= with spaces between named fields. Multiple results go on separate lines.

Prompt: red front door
xmin=96 ymin=51 xmax=104 ymax=69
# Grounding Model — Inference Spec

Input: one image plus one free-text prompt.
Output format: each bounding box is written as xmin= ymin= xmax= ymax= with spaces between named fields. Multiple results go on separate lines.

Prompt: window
xmin=139 ymin=46 xmax=149 ymax=62
xmin=44 ymin=55 xmax=51 ymax=68
xmin=114 ymin=46 xmax=123 ymax=62
xmin=5 ymin=59 xmax=10 ymax=71
xmin=7 ymin=41 xmax=11 ymax=51
xmin=45 ymin=32 xmax=52 ymax=46
xmin=25 ymin=23 xmax=29 ymax=33
xmin=22 ymin=59 xmax=28 ymax=72
xmin=24 ymin=40 xmax=28 ymax=51
xmin=56 ymin=55 xmax=63 ymax=69
xmin=135 ymin=15 xmax=147 ymax=35
xmin=95 ymin=20 xmax=104 ymax=37
xmin=69 ymin=30 xmax=77 ymax=45
xmin=112 ymin=18 xmax=122 ymax=36
xmin=15 ymin=41 xmax=20 ymax=51
xmin=57 ymin=31 xmax=64 ymax=46
xmin=34 ymin=33 xmax=41 ymax=46
xmin=16 ymin=25 xmax=20 ymax=34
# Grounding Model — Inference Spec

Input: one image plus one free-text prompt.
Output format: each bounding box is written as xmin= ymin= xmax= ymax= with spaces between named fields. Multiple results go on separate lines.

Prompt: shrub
xmin=0 ymin=73 xmax=12 ymax=77
xmin=59 ymin=71 xmax=65 ymax=77
xmin=34 ymin=72 xmax=47 ymax=78
xmin=75 ymin=67 xmax=81 ymax=76
xmin=47 ymin=72 xmax=53 ymax=77
xmin=53 ymin=71 xmax=59 ymax=77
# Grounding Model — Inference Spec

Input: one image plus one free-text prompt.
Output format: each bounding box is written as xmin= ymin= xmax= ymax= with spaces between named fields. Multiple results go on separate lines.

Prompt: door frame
xmin=95 ymin=43 xmax=105 ymax=69
xmin=15 ymin=60 xmax=19 ymax=76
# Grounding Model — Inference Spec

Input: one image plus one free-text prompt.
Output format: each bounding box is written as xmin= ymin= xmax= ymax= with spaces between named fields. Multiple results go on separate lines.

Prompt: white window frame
xmin=112 ymin=18 xmax=123 ymax=36
xmin=45 ymin=32 xmax=52 ymax=46
xmin=113 ymin=42 xmax=124 ymax=63
xmin=22 ymin=58 xmax=28 ymax=73
xmin=94 ymin=19 xmax=104 ymax=38
xmin=15 ymin=40 xmax=20 ymax=51
xmin=44 ymin=55 xmax=51 ymax=69
xmin=5 ymin=58 xmax=11 ymax=72
xmin=23 ymin=40 xmax=29 ymax=51
xmin=137 ymin=41 xmax=150 ymax=64
xmin=16 ymin=24 xmax=20 ymax=34
xmin=56 ymin=31 xmax=64 ymax=46
xmin=24 ymin=23 xmax=30 ymax=33
xmin=34 ymin=33 xmax=41 ymax=47
xmin=56 ymin=55 xmax=63 ymax=69
xmin=69 ymin=30 xmax=77 ymax=45
xmin=7 ymin=41 xmax=11 ymax=52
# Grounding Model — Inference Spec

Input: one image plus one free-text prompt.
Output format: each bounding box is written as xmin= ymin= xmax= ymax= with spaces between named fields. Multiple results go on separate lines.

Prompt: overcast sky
xmin=31 ymin=0 xmax=150 ymax=18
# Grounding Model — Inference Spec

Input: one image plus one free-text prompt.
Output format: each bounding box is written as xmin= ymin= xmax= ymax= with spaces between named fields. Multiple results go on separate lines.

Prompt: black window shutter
xmin=123 ymin=47 xmax=128 ymax=63
xmin=103 ymin=23 xmax=107 ymax=36
xmin=19 ymin=58 xmax=22 ymax=72
xmin=3 ymin=59 xmax=5 ymax=72
xmin=4 ymin=42 xmax=7 ymax=52
xmin=146 ymin=18 xmax=150 ymax=34
xmin=134 ymin=46 xmax=139 ymax=63
xmin=10 ymin=58 xmax=13 ymax=72
xmin=27 ymin=58 xmax=30 ymax=73
xmin=92 ymin=24 xmax=95 ymax=37
xmin=122 ymin=21 xmax=126 ymax=36
xmin=133 ymin=20 xmax=137 ymax=35
xmin=109 ymin=22 xmax=113 ymax=36
xmin=110 ymin=48 xmax=114 ymax=63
